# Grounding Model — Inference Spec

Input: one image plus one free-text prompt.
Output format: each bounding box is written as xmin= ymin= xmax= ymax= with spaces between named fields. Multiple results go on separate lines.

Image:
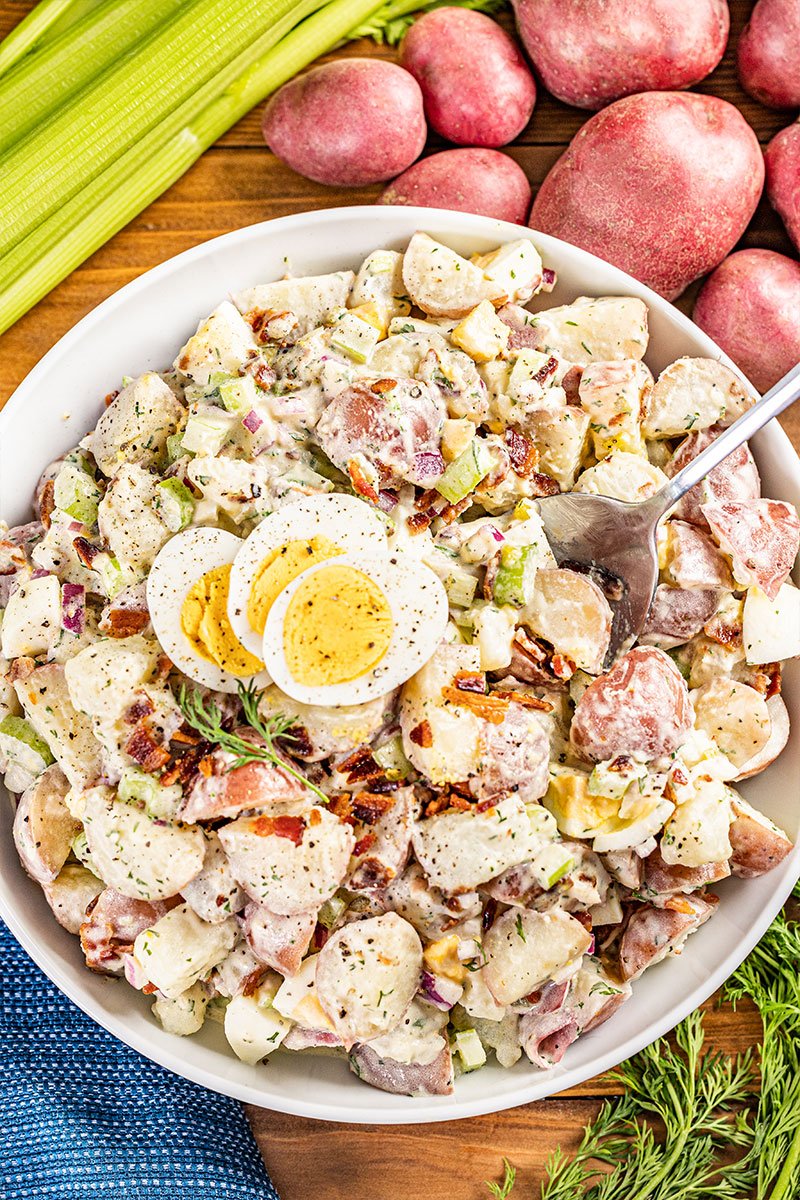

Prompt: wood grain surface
xmin=0 ymin=1 xmax=797 ymax=1196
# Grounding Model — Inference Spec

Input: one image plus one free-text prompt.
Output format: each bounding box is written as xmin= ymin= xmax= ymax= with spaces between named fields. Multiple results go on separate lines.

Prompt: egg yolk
xmin=182 ymin=564 xmax=263 ymax=676
xmin=283 ymin=564 xmax=393 ymax=687
xmin=247 ymin=536 xmax=343 ymax=636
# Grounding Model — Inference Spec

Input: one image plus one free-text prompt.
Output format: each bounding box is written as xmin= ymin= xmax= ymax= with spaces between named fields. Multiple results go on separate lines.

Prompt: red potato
xmin=738 ymin=0 xmax=800 ymax=110
xmin=702 ymin=499 xmax=800 ymax=600
xmin=513 ymin=0 xmax=728 ymax=111
xmin=693 ymin=250 xmax=800 ymax=393
xmin=262 ymin=59 xmax=426 ymax=187
xmin=380 ymin=149 xmax=532 ymax=225
xmin=530 ymin=92 xmax=764 ymax=300
xmin=728 ymin=794 xmax=794 ymax=877
xmin=400 ymin=8 xmax=536 ymax=147
xmin=641 ymin=585 xmax=721 ymax=648
xmin=242 ymin=904 xmax=316 ymax=977
xmin=665 ymin=432 xmax=761 ymax=531
xmin=765 ymin=123 xmax=800 ymax=253
xmin=618 ymin=895 xmax=717 ymax=981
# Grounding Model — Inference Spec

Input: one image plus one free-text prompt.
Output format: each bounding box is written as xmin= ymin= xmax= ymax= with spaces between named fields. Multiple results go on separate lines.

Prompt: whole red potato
xmin=380 ymin=149 xmax=532 ymax=224
xmin=530 ymin=92 xmax=764 ymax=299
xmin=693 ymin=250 xmax=800 ymax=392
xmin=512 ymin=0 xmax=729 ymax=110
xmin=738 ymin=0 xmax=800 ymax=109
xmin=765 ymin=122 xmax=800 ymax=252
xmin=262 ymin=59 xmax=426 ymax=186
xmin=400 ymin=8 xmax=536 ymax=147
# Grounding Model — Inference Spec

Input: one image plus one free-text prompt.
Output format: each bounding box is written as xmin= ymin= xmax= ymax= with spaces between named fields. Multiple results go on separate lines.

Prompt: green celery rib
xmin=0 ymin=0 xmax=383 ymax=335
xmin=0 ymin=0 xmax=302 ymax=259
xmin=0 ymin=0 xmax=187 ymax=154
xmin=0 ymin=0 xmax=80 ymax=75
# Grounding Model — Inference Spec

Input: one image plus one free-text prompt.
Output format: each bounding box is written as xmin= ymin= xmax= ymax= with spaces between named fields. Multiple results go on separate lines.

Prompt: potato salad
xmin=2 ymin=232 xmax=798 ymax=1097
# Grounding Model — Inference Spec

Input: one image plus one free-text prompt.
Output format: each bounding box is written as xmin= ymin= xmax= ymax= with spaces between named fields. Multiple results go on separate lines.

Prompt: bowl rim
xmin=2 ymin=204 xmax=799 ymax=1124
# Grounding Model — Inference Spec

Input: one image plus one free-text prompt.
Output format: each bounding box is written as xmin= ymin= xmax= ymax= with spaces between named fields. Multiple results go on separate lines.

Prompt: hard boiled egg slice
xmin=262 ymin=551 xmax=448 ymax=706
xmin=147 ymin=527 xmax=270 ymax=693
xmin=227 ymin=493 xmax=390 ymax=659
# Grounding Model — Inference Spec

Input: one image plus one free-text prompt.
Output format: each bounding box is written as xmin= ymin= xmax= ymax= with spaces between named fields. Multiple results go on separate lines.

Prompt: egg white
xmin=262 ymin=550 xmax=449 ymax=706
xmin=227 ymin=493 xmax=390 ymax=658
xmin=147 ymin=527 xmax=271 ymax=693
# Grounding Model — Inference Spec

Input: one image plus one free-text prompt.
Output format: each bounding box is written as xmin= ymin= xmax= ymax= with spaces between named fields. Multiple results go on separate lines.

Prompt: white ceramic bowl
xmin=1 ymin=207 xmax=798 ymax=1124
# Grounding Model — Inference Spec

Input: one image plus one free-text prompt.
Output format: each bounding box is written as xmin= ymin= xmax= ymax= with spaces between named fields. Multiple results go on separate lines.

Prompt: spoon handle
xmin=654 ymin=360 xmax=800 ymax=515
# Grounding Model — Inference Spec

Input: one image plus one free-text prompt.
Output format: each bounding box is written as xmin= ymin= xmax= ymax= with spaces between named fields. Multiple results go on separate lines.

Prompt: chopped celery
xmin=329 ymin=310 xmax=381 ymax=362
xmin=436 ymin=438 xmax=494 ymax=504
xmin=155 ymin=477 xmax=195 ymax=532
xmin=166 ymin=431 xmax=187 ymax=462
xmin=453 ymin=1028 xmax=486 ymax=1072
xmin=181 ymin=408 xmax=236 ymax=456
xmin=530 ymin=843 xmax=574 ymax=890
xmin=525 ymin=803 xmax=559 ymax=841
xmin=71 ymin=829 xmax=98 ymax=873
xmin=373 ymin=735 xmax=413 ymax=779
xmin=587 ymin=761 xmax=636 ymax=801
xmin=93 ymin=552 xmax=125 ymax=599
xmin=218 ymin=374 xmax=258 ymax=415
xmin=53 ymin=460 xmax=101 ymax=526
xmin=493 ymin=544 xmax=538 ymax=607
xmin=317 ymin=894 xmax=348 ymax=929
xmin=118 ymin=767 xmax=182 ymax=819
xmin=442 ymin=563 xmax=479 ymax=609
xmin=0 ymin=715 xmax=55 ymax=765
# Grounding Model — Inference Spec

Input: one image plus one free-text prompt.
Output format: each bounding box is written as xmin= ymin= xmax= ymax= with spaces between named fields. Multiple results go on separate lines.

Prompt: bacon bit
xmin=328 ymin=793 xmax=354 ymax=823
xmin=409 ymin=720 xmax=433 ymax=748
xmin=124 ymin=695 xmax=155 ymax=725
xmin=251 ymin=814 xmax=306 ymax=845
xmin=482 ymin=898 xmax=498 ymax=933
xmin=242 ymin=967 xmax=268 ymax=997
xmin=312 ymin=923 xmax=331 ymax=951
xmin=102 ymin=608 xmax=150 ymax=638
xmin=198 ymin=755 xmax=214 ymax=778
xmin=39 ymin=480 xmax=55 ymax=531
xmin=492 ymin=689 xmax=553 ymax=712
xmin=438 ymin=496 xmax=472 ymax=525
xmin=7 ymin=656 xmax=35 ymax=683
xmin=608 ymin=754 xmax=633 ymax=773
xmin=529 ymin=471 xmax=561 ymax=497
xmin=141 ymin=982 xmax=158 ymax=995
xmin=703 ymin=614 xmax=743 ymax=649
xmin=551 ymin=653 xmax=576 ymax=681
xmin=348 ymin=458 xmax=380 ymax=504
xmin=664 ymin=895 xmax=695 ymax=914
xmin=406 ymin=510 xmax=434 ymax=535
xmin=453 ymin=670 xmax=487 ymax=694
xmin=352 ymin=791 xmax=395 ymax=825
xmin=442 ymin=686 xmax=509 ymax=724
xmin=160 ymin=741 xmax=212 ymax=787
xmin=125 ymin=727 xmax=171 ymax=773
xmin=424 ymin=790 xmax=472 ymax=817
xmin=534 ymin=355 xmax=559 ymax=385
xmin=338 ymin=746 xmax=382 ymax=784
xmin=505 ymin=428 xmax=539 ymax=477
xmin=353 ymin=833 xmax=377 ymax=857
xmin=415 ymin=487 xmax=441 ymax=511
xmin=72 ymin=536 xmax=100 ymax=568
xmin=171 ymin=727 xmax=201 ymax=746
xmin=309 ymin=808 xmax=322 ymax=827
xmin=572 ymin=909 xmax=593 ymax=931
xmin=765 ymin=664 xmax=782 ymax=699
xmin=103 ymin=389 xmax=120 ymax=408
xmin=280 ymin=724 xmax=313 ymax=759
xmin=561 ymin=365 xmax=583 ymax=404
xmin=370 ymin=378 xmax=396 ymax=395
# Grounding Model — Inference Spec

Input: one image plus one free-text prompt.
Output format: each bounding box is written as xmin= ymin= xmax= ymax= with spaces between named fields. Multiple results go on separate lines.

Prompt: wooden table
xmin=0 ymin=2 xmax=797 ymax=1195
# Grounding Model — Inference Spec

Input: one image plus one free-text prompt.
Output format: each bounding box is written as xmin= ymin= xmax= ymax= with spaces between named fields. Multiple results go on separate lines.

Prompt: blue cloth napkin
xmin=1 ymin=920 xmax=280 ymax=1200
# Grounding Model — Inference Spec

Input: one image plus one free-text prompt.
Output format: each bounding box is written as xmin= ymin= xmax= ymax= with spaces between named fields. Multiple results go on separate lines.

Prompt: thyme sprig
xmin=177 ymin=681 xmax=328 ymax=804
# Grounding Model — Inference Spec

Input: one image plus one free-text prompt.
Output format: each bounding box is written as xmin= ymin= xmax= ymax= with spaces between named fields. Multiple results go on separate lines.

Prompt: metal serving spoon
xmin=535 ymin=361 xmax=800 ymax=670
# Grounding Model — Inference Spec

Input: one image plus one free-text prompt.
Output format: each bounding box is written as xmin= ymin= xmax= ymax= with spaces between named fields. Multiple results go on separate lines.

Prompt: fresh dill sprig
xmin=177 ymin=681 xmax=328 ymax=804
xmin=486 ymin=884 xmax=800 ymax=1200
xmin=351 ymin=0 xmax=506 ymax=45
xmin=486 ymin=1158 xmax=516 ymax=1199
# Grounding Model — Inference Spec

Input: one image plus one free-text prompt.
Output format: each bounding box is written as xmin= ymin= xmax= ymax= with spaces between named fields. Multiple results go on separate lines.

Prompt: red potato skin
xmin=380 ymin=149 xmax=532 ymax=225
xmin=399 ymin=8 xmax=536 ymax=147
xmin=261 ymin=59 xmax=426 ymax=187
xmin=512 ymin=0 xmax=729 ymax=111
xmin=530 ymin=92 xmax=764 ymax=300
xmin=765 ymin=123 xmax=800 ymax=254
xmin=738 ymin=0 xmax=800 ymax=110
xmin=693 ymin=250 xmax=800 ymax=393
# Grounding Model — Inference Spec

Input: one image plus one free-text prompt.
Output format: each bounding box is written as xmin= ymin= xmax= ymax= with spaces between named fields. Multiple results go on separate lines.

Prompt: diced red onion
xmin=242 ymin=409 xmax=263 ymax=433
xmin=30 ymin=568 xmax=50 ymax=580
xmin=541 ymin=267 xmax=557 ymax=292
xmin=587 ymin=935 xmax=596 ymax=956
xmin=490 ymin=526 xmax=505 ymax=543
xmin=376 ymin=489 xmax=399 ymax=514
xmin=413 ymin=452 xmax=445 ymax=484
xmin=122 ymin=953 xmax=149 ymax=990
xmin=68 ymin=521 xmax=84 ymax=533
xmin=419 ymin=970 xmax=462 ymax=1011
xmin=61 ymin=582 xmax=85 ymax=636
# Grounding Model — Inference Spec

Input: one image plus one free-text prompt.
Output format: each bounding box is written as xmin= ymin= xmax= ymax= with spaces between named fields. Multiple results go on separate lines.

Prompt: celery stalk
xmin=0 ymin=0 xmax=80 ymax=75
xmin=0 ymin=0 xmax=305 ymax=258
xmin=0 ymin=0 xmax=383 ymax=334
xmin=0 ymin=0 xmax=185 ymax=153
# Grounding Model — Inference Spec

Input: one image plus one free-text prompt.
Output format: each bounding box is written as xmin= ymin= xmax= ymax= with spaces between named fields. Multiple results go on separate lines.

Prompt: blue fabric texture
xmin=1 ymin=919 xmax=279 ymax=1200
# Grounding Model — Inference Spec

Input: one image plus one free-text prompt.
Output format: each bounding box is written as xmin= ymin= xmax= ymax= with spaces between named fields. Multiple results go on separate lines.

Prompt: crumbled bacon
xmin=409 ymin=720 xmax=433 ymax=748
xmin=159 ymin=742 xmax=213 ymax=787
xmin=703 ymin=616 xmax=743 ymax=649
xmin=124 ymin=695 xmax=155 ymax=725
xmin=338 ymin=746 xmax=382 ymax=783
xmin=7 ymin=656 xmax=35 ymax=683
xmin=242 ymin=967 xmax=269 ymax=997
xmin=438 ymin=496 xmax=472 ymax=525
xmin=328 ymin=793 xmax=355 ymax=823
xmin=551 ymin=653 xmax=576 ymax=681
xmin=103 ymin=389 xmax=120 ymax=408
xmin=491 ymin=689 xmax=553 ymax=712
xmin=370 ymin=378 xmax=397 ymax=395
xmin=406 ymin=511 xmax=434 ymax=535
xmin=348 ymin=457 xmax=380 ymax=503
xmin=125 ymin=726 xmax=171 ymax=773
xmin=39 ymin=480 xmax=55 ymax=531
xmin=441 ymin=686 xmax=509 ymax=724
xmin=353 ymin=832 xmax=377 ymax=857
xmin=279 ymin=724 xmax=314 ymax=760
xmin=250 ymin=814 xmax=306 ymax=845
xmin=102 ymin=608 xmax=150 ymax=638
xmin=453 ymin=670 xmax=487 ymax=694
xmin=663 ymin=895 xmax=695 ymax=914
xmin=423 ymin=789 xmax=472 ymax=817
xmin=171 ymin=727 xmax=202 ymax=745
xmin=72 ymin=536 xmax=100 ymax=568
xmin=351 ymin=791 xmax=395 ymax=825
xmin=505 ymin=428 xmax=539 ymax=477
xmin=529 ymin=471 xmax=561 ymax=497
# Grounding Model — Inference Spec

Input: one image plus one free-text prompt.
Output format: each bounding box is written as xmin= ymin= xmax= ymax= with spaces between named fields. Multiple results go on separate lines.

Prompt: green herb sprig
xmin=177 ymin=681 xmax=328 ymax=804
